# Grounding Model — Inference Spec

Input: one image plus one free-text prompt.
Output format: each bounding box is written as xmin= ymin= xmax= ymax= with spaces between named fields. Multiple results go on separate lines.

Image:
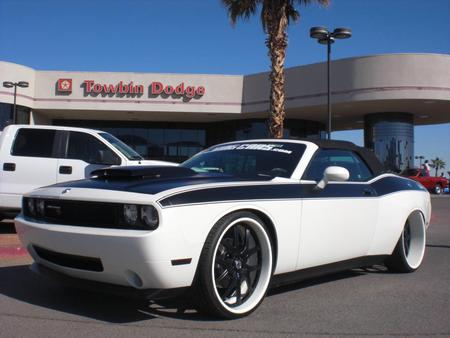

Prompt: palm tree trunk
xmin=266 ymin=6 xmax=288 ymax=139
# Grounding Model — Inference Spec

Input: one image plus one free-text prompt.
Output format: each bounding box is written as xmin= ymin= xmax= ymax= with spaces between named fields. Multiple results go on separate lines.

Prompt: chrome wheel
xmin=402 ymin=222 xmax=411 ymax=256
xmin=214 ymin=223 xmax=261 ymax=307
xmin=386 ymin=210 xmax=426 ymax=273
xmin=211 ymin=217 xmax=272 ymax=315
xmin=195 ymin=212 xmax=273 ymax=318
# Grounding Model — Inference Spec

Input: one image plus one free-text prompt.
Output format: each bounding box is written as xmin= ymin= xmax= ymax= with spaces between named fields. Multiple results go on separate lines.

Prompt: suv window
xmin=303 ymin=149 xmax=373 ymax=182
xmin=67 ymin=131 xmax=121 ymax=165
xmin=12 ymin=129 xmax=56 ymax=158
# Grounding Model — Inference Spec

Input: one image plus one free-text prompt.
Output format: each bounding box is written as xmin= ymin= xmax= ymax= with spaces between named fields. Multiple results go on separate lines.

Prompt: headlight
xmin=36 ymin=199 xmax=45 ymax=216
xmin=123 ymin=204 xmax=138 ymax=225
xmin=25 ymin=198 xmax=36 ymax=216
xmin=140 ymin=205 xmax=159 ymax=230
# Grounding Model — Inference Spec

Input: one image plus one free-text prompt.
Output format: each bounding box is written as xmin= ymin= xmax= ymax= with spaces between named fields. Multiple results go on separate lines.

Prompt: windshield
xmin=99 ymin=132 xmax=143 ymax=161
xmin=181 ymin=142 xmax=306 ymax=178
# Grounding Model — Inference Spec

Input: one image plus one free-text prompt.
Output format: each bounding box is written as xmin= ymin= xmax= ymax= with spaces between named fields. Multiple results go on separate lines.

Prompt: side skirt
xmin=270 ymin=255 xmax=389 ymax=289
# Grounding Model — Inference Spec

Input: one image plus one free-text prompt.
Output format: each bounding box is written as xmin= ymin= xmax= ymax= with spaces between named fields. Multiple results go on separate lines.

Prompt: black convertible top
xmin=301 ymin=139 xmax=386 ymax=176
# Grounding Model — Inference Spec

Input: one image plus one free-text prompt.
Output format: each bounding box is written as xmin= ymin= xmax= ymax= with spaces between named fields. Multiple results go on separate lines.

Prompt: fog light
xmin=36 ymin=199 xmax=45 ymax=216
xmin=123 ymin=204 xmax=138 ymax=225
xmin=141 ymin=205 xmax=159 ymax=230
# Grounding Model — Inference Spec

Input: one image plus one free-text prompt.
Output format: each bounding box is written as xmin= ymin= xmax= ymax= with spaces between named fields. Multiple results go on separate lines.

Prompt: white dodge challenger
xmin=15 ymin=139 xmax=431 ymax=318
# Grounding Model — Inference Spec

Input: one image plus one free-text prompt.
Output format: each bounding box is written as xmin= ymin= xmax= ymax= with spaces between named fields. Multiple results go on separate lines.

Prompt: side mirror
xmin=315 ymin=166 xmax=350 ymax=190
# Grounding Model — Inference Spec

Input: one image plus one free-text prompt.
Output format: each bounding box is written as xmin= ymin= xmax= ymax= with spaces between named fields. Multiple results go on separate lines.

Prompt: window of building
xmin=11 ymin=128 xmax=56 ymax=158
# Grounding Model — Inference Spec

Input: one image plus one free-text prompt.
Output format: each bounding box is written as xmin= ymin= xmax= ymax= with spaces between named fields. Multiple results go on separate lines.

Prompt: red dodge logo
xmin=57 ymin=79 xmax=72 ymax=92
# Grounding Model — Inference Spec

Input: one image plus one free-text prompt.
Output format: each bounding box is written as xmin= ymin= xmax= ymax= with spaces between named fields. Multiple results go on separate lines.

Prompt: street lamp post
xmin=415 ymin=155 xmax=425 ymax=168
xmin=310 ymin=27 xmax=351 ymax=140
xmin=2 ymin=81 xmax=30 ymax=124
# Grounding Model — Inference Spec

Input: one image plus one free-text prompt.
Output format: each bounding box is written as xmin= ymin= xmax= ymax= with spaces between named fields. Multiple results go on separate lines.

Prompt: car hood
xmin=48 ymin=166 xmax=273 ymax=196
xmin=128 ymin=159 xmax=178 ymax=166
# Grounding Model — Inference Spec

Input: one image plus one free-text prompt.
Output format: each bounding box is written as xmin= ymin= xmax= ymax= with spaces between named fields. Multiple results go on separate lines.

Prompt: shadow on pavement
xmin=268 ymin=269 xmax=366 ymax=296
xmin=0 ymin=221 xmax=16 ymax=234
xmin=0 ymin=265 xmax=159 ymax=323
xmin=0 ymin=263 xmax=378 ymax=322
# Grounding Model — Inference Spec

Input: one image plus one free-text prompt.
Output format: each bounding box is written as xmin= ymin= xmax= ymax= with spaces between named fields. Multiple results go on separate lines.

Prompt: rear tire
xmin=193 ymin=211 xmax=273 ymax=319
xmin=385 ymin=211 xmax=426 ymax=273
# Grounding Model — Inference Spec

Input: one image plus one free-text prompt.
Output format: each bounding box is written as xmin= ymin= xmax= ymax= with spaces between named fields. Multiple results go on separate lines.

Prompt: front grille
xmin=24 ymin=198 xmax=120 ymax=227
xmin=33 ymin=245 xmax=104 ymax=272
xmin=23 ymin=198 xmax=137 ymax=229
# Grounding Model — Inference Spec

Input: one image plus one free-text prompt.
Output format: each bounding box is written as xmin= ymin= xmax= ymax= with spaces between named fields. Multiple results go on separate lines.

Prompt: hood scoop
xmin=91 ymin=166 xmax=197 ymax=180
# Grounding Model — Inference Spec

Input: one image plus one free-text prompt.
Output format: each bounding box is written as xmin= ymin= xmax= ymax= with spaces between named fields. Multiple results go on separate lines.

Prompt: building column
xmin=364 ymin=112 xmax=414 ymax=173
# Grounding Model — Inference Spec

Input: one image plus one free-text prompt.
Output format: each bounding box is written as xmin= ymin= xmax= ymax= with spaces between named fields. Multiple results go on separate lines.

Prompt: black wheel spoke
xmin=223 ymin=278 xmax=237 ymax=299
xmin=236 ymin=275 xmax=242 ymax=305
xmin=245 ymin=246 xmax=258 ymax=259
xmin=240 ymin=228 xmax=250 ymax=255
xmin=215 ymin=269 xmax=229 ymax=285
xmin=233 ymin=226 xmax=240 ymax=250
xmin=215 ymin=256 xmax=227 ymax=267
xmin=246 ymin=264 xmax=259 ymax=272
xmin=222 ymin=238 xmax=233 ymax=251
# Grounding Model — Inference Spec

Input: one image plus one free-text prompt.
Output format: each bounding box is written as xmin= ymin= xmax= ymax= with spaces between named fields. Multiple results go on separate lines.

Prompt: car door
xmin=417 ymin=169 xmax=433 ymax=189
xmin=1 ymin=128 xmax=59 ymax=209
xmin=56 ymin=131 xmax=122 ymax=183
xmin=297 ymin=149 xmax=379 ymax=269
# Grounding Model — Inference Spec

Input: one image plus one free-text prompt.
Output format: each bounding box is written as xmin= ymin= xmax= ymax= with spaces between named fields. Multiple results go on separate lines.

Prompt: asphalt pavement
xmin=0 ymin=196 xmax=449 ymax=337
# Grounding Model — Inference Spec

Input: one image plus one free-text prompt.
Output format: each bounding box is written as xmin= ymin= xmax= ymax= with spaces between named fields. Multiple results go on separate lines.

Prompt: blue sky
xmin=1 ymin=0 xmax=449 ymax=172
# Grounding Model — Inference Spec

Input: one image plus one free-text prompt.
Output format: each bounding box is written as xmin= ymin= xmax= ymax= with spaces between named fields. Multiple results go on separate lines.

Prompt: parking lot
xmin=0 ymin=196 xmax=449 ymax=337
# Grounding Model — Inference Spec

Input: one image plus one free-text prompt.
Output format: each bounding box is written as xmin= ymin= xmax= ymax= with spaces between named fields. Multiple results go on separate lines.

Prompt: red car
xmin=403 ymin=168 xmax=449 ymax=194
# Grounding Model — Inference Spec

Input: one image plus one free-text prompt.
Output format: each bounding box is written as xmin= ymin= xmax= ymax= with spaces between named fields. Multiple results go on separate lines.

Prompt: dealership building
xmin=1 ymin=53 xmax=449 ymax=170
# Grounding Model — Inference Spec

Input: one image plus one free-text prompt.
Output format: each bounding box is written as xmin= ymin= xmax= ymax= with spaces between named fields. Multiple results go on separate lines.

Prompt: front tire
xmin=385 ymin=211 xmax=426 ymax=273
xmin=193 ymin=211 xmax=273 ymax=319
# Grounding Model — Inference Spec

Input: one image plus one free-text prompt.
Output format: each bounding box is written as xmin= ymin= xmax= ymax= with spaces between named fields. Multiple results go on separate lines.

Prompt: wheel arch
xmin=394 ymin=208 xmax=426 ymax=243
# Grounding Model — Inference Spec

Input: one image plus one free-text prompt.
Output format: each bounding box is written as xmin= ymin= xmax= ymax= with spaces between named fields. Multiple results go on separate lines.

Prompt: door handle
xmin=59 ymin=166 xmax=72 ymax=174
xmin=3 ymin=163 xmax=16 ymax=171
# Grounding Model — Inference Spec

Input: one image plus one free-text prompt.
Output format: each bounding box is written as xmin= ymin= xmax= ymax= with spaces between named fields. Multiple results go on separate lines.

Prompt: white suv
xmin=0 ymin=125 xmax=175 ymax=220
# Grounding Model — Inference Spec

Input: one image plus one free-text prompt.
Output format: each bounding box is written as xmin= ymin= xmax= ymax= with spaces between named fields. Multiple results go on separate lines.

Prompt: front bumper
xmin=15 ymin=215 xmax=198 ymax=290
xmin=30 ymin=263 xmax=189 ymax=300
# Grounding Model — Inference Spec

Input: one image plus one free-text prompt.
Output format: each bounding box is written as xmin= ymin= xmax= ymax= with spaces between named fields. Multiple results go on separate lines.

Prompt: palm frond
xmin=293 ymin=0 xmax=330 ymax=6
xmin=221 ymin=0 xmax=260 ymax=25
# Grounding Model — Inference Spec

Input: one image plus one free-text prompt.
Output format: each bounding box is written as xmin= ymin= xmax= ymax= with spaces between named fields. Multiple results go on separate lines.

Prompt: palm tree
xmin=430 ymin=157 xmax=446 ymax=177
xmin=222 ymin=0 xmax=329 ymax=138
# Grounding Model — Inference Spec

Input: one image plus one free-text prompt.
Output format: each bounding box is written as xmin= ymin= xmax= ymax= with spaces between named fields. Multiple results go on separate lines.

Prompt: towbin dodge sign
xmin=56 ymin=79 xmax=206 ymax=100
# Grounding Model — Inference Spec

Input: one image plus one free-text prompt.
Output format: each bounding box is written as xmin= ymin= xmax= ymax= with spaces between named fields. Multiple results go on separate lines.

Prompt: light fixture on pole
xmin=2 ymin=81 xmax=30 ymax=124
xmin=310 ymin=26 xmax=351 ymax=140
xmin=415 ymin=155 xmax=425 ymax=167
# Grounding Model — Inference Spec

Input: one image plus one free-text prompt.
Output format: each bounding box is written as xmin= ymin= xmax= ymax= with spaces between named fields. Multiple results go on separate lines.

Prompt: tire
xmin=385 ymin=211 xmax=426 ymax=273
xmin=434 ymin=184 xmax=442 ymax=195
xmin=193 ymin=211 xmax=273 ymax=319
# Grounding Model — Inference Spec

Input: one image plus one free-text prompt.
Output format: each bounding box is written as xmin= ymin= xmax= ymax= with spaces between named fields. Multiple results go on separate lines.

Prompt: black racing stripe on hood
xmin=48 ymin=174 xmax=273 ymax=195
